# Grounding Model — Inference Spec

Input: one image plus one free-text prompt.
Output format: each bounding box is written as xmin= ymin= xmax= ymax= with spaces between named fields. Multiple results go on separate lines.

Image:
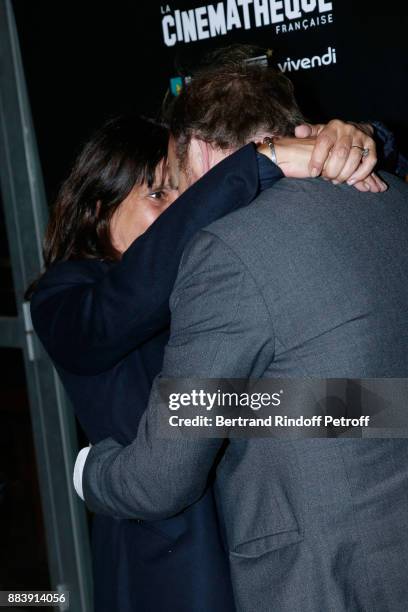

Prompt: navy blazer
xmin=31 ymin=144 xmax=282 ymax=612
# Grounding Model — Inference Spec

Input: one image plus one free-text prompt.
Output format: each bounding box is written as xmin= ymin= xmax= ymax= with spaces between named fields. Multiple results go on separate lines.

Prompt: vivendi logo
xmin=278 ymin=46 xmax=337 ymax=72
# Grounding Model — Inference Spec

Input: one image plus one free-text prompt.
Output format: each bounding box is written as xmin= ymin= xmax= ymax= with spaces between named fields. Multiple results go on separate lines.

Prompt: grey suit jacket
xmin=83 ymin=174 xmax=408 ymax=612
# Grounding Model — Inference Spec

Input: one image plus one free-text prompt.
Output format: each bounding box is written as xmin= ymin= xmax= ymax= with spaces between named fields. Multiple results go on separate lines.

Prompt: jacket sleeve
xmin=31 ymin=144 xmax=282 ymax=375
xmin=372 ymin=121 xmax=408 ymax=179
xmin=81 ymin=229 xmax=275 ymax=520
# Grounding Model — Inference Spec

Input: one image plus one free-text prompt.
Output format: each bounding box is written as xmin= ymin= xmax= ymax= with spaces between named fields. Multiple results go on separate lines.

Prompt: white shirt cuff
xmin=73 ymin=446 xmax=91 ymax=501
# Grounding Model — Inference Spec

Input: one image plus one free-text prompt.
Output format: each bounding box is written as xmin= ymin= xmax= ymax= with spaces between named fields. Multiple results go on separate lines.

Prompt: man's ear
xmin=188 ymin=137 xmax=212 ymax=177
xmin=188 ymin=137 xmax=230 ymax=178
xmin=196 ymin=139 xmax=212 ymax=173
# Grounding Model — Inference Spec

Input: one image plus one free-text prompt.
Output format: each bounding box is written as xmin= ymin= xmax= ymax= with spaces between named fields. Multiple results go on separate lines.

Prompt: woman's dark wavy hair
xmin=25 ymin=115 xmax=168 ymax=299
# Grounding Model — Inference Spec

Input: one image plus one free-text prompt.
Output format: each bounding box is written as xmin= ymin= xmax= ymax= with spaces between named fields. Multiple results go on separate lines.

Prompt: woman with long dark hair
xmin=28 ymin=113 xmax=382 ymax=611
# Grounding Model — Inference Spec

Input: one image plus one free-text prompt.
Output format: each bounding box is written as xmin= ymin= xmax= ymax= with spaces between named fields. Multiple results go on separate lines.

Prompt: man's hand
xmin=295 ymin=120 xmax=386 ymax=192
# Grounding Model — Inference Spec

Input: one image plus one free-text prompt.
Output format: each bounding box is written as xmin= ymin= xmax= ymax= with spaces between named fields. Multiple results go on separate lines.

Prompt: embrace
xmin=29 ymin=48 xmax=408 ymax=612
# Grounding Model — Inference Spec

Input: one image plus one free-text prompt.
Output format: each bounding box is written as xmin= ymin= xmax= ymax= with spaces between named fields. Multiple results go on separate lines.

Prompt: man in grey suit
xmin=76 ymin=62 xmax=408 ymax=611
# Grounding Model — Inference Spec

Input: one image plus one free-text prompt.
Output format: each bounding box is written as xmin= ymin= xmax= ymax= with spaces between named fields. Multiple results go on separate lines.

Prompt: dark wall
xmin=12 ymin=0 xmax=408 ymax=203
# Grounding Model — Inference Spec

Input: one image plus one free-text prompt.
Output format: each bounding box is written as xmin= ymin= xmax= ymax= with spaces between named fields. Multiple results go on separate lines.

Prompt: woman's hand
xmin=258 ymin=119 xmax=387 ymax=192
xmin=258 ymin=137 xmax=316 ymax=179
xmin=295 ymin=120 xmax=378 ymax=183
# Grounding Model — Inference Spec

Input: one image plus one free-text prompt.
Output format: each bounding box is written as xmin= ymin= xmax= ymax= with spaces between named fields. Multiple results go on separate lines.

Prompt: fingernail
xmin=311 ymin=168 xmax=319 ymax=177
xmin=332 ymin=180 xmax=339 ymax=185
xmin=347 ymin=178 xmax=356 ymax=185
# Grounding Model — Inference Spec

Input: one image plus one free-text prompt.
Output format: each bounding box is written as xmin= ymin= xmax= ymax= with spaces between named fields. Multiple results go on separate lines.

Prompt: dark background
xmin=11 ymin=0 xmax=408 ymax=204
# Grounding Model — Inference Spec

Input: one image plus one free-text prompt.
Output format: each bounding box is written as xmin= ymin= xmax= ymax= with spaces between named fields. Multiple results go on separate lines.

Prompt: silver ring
xmin=352 ymin=145 xmax=370 ymax=158
xmin=263 ymin=137 xmax=278 ymax=165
